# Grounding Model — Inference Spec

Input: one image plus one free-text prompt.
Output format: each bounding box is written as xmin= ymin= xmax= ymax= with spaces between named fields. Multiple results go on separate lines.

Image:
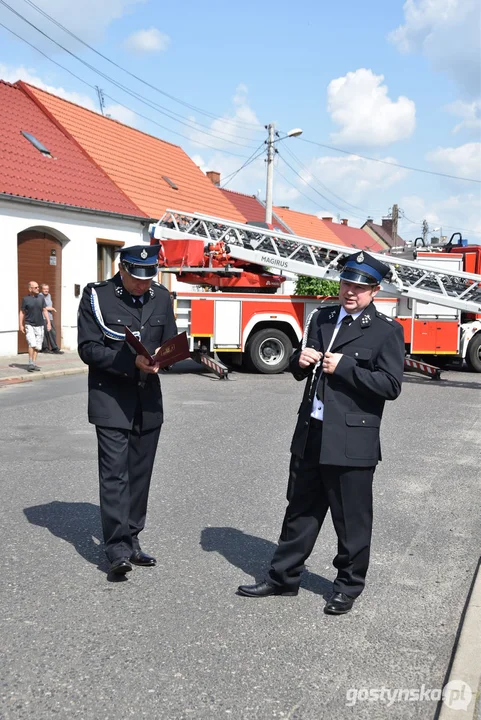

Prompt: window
xmin=21 ymin=131 xmax=52 ymax=157
xmin=97 ymin=239 xmax=124 ymax=280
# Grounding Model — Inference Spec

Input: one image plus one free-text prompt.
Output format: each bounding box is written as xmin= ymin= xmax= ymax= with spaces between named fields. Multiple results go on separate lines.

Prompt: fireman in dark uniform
xmin=78 ymin=245 xmax=177 ymax=576
xmin=238 ymin=251 xmax=405 ymax=613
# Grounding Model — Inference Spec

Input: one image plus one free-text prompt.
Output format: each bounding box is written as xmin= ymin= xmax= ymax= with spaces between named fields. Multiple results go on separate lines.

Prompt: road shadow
xmin=23 ymin=500 xmax=110 ymax=575
xmin=402 ymin=373 xmax=481 ymax=390
xmin=8 ymin=363 xmax=31 ymax=372
xmin=200 ymin=526 xmax=333 ymax=598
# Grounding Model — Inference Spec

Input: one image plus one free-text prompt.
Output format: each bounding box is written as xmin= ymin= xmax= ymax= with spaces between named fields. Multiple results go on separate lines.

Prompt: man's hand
xmin=20 ymin=326 xmax=25 ymax=335
xmin=135 ymin=354 xmax=160 ymax=374
xmin=299 ymin=347 xmax=322 ymax=369
xmin=322 ymin=351 xmax=343 ymax=374
xmin=47 ymin=324 xmax=52 ymax=332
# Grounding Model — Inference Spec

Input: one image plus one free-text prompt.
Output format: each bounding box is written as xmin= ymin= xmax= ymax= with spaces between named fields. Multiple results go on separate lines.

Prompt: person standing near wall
xmin=19 ymin=281 xmax=51 ymax=372
xmin=40 ymin=283 xmax=63 ymax=354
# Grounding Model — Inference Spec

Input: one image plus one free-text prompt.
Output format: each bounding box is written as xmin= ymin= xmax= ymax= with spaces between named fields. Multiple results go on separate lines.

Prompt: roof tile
xmin=0 ymin=80 xmax=146 ymax=216
xmin=23 ymin=83 xmax=245 ymax=222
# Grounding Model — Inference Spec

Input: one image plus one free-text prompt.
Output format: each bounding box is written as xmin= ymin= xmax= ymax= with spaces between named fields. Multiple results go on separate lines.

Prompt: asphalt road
xmin=1 ymin=363 xmax=480 ymax=720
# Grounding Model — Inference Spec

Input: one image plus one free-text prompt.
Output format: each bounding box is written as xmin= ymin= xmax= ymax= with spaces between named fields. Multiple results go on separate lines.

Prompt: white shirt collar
xmin=337 ymin=306 xmax=363 ymax=324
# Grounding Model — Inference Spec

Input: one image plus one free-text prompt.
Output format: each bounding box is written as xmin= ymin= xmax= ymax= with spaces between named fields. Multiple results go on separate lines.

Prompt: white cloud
xmin=103 ymin=103 xmax=139 ymax=125
xmin=401 ymin=193 xmax=481 ymax=238
xmin=445 ymin=100 xmax=481 ymax=135
xmin=124 ymin=27 xmax=170 ymax=53
xmin=326 ymin=68 xmax=416 ymax=147
xmin=0 ymin=0 xmax=146 ymax=47
xmin=425 ymin=142 xmax=481 ymax=180
xmin=306 ymin=154 xmax=409 ymax=204
xmin=0 ymin=63 xmax=96 ymax=109
xmin=389 ymin=0 xmax=481 ymax=96
xmin=188 ymin=84 xmax=262 ymax=152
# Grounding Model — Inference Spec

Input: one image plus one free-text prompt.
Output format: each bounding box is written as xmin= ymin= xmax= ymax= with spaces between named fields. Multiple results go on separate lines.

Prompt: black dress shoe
xmin=109 ymin=558 xmax=133 ymax=575
xmin=130 ymin=550 xmax=156 ymax=567
xmin=52 ymin=349 xmax=64 ymax=354
xmin=324 ymin=592 xmax=355 ymax=615
xmin=237 ymin=581 xmax=298 ymax=597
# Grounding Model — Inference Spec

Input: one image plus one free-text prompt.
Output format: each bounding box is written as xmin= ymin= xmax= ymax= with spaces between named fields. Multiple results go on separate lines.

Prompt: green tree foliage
xmin=294 ymin=275 xmax=339 ymax=297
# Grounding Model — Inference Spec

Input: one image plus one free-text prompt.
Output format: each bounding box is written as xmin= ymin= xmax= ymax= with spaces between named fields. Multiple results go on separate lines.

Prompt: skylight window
xmin=21 ymin=131 xmax=52 ymax=158
xmin=162 ymin=175 xmax=178 ymax=190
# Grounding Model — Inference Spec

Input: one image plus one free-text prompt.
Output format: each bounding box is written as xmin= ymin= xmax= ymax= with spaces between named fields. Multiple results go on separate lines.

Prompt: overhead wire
xmin=0 ymin=19 xmax=253 ymax=157
xmin=220 ymin=143 xmax=266 ymax=188
xmin=0 ymin=0 xmax=260 ymax=149
xmin=18 ymin=0 xmax=264 ymax=131
xmin=294 ymin=136 xmax=481 ymax=184
xmin=282 ymin=143 xmax=382 ymax=217
xmin=277 ymin=151 xmax=368 ymax=221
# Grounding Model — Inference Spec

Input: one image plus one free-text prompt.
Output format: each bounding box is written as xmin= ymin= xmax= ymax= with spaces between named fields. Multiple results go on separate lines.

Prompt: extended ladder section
xmin=153 ymin=210 xmax=481 ymax=314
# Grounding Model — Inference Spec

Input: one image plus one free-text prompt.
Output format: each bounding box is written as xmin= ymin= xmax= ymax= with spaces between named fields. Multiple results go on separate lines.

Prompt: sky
xmin=0 ymin=0 xmax=480 ymax=241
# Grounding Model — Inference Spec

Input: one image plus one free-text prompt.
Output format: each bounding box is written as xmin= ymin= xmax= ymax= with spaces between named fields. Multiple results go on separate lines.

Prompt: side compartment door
xmin=214 ymin=299 xmax=241 ymax=349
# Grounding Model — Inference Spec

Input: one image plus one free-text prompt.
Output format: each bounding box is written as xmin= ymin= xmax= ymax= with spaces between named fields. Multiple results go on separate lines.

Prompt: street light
xmin=265 ymin=122 xmax=303 ymax=223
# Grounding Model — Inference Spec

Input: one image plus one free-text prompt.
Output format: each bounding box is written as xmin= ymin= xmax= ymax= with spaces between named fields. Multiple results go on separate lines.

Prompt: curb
xmin=0 ymin=366 xmax=88 ymax=387
xmin=438 ymin=559 xmax=481 ymax=719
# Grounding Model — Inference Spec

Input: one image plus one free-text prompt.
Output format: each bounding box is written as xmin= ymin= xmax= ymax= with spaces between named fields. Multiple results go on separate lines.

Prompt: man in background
xmin=19 ymin=281 xmax=51 ymax=372
xmin=40 ymin=283 xmax=63 ymax=354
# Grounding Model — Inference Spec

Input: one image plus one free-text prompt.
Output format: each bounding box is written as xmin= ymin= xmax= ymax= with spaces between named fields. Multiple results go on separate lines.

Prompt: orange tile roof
xmin=21 ymin=82 xmax=245 ymax=223
xmin=322 ymin=220 xmax=385 ymax=252
xmin=272 ymin=206 xmax=345 ymax=245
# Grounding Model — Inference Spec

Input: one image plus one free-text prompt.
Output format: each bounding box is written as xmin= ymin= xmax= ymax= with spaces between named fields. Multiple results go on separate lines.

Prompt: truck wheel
xmin=246 ymin=328 xmax=292 ymax=374
xmin=466 ymin=333 xmax=481 ymax=372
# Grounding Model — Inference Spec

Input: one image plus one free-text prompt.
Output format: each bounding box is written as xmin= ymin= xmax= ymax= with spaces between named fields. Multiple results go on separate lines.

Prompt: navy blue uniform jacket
xmin=290 ymin=302 xmax=405 ymax=467
xmin=77 ymin=273 xmax=177 ymax=430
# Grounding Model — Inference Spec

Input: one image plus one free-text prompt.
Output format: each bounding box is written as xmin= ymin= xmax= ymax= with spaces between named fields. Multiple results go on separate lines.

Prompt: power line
xmin=220 ymin=144 xmax=266 ymax=188
xmin=0 ymin=20 xmax=253 ymax=158
xmin=0 ymin=0 xmax=259 ymax=149
xmin=277 ymin=151 xmax=368 ymax=220
xmin=19 ymin=0 xmax=264 ymax=132
xmin=295 ymin=136 xmax=481 ymax=184
xmin=282 ymin=144 xmax=382 ymax=217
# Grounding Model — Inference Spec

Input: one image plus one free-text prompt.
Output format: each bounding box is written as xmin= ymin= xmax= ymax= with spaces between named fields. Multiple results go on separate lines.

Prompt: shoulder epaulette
xmin=152 ymin=281 xmax=169 ymax=292
xmin=375 ymin=310 xmax=393 ymax=323
xmin=86 ymin=281 xmax=108 ymax=289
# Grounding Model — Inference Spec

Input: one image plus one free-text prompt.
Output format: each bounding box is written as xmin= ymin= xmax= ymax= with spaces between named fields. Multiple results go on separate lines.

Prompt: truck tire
xmin=246 ymin=328 xmax=292 ymax=374
xmin=466 ymin=333 xmax=481 ymax=372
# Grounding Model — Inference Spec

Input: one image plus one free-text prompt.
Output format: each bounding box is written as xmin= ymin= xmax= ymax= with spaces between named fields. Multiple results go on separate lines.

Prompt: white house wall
xmin=1 ymin=199 xmax=147 ymax=356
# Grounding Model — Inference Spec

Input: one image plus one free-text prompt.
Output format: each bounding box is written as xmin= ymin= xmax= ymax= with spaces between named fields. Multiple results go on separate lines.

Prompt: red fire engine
xmin=151 ymin=212 xmax=481 ymax=376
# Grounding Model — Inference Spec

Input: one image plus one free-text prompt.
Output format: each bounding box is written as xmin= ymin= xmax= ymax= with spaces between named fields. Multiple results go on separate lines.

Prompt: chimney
xmin=382 ymin=217 xmax=393 ymax=234
xmin=322 ymin=216 xmax=333 ymax=222
xmin=341 ymin=218 xmax=348 ymax=226
xmin=278 ymin=206 xmax=290 ymax=210
xmin=206 ymin=170 xmax=220 ymax=186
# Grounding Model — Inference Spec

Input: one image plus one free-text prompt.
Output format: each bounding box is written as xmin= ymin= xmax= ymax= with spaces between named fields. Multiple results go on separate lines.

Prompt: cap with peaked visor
xmin=339 ymin=251 xmax=390 ymax=286
xmin=119 ymin=244 xmax=161 ymax=280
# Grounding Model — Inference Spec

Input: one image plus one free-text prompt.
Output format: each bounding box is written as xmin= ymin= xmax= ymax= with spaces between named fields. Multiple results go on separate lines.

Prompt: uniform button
xmin=141 ymin=325 xmax=144 ymax=329
xmin=362 ymin=420 xmax=366 ymax=424
xmin=304 ymin=421 xmax=309 ymax=426
xmin=355 ymin=352 xmax=358 ymax=357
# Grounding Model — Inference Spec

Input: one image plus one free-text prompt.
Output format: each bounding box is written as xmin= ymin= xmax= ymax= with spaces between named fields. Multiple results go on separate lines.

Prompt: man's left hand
xmin=322 ymin=351 xmax=343 ymax=374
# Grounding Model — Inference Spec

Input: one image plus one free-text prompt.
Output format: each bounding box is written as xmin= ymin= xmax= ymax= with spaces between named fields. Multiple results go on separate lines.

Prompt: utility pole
xmin=95 ymin=86 xmax=106 ymax=116
xmin=391 ymin=203 xmax=399 ymax=249
xmin=265 ymin=123 xmax=276 ymax=224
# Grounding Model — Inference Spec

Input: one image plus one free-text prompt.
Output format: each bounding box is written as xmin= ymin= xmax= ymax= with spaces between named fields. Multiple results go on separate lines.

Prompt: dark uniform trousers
xmin=96 ymin=408 xmax=161 ymax=562
xmin=265 ymin=302 xmax=405 ymax=597
xmin=267 ymin=419 xmax=374 ymax=598
xmin=77 ymin=273 xmax=178 ymax=563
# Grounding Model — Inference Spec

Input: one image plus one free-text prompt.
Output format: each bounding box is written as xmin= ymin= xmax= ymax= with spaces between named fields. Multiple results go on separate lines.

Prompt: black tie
xmin=316 ymin=315 xmax=353 ymax=402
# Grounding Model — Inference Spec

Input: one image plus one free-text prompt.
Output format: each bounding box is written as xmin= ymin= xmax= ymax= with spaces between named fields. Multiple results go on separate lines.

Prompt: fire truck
xmin=150 ymin=211 xmax=481 ymax=376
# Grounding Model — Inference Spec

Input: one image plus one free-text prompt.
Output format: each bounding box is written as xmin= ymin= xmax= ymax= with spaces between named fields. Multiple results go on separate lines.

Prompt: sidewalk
xmin=0 ymin=349 xmax=87 ymax=386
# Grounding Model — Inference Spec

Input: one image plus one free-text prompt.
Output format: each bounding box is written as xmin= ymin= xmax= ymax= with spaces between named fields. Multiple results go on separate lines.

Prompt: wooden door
xmin=17 ymin=231 xmax=62 ymax=353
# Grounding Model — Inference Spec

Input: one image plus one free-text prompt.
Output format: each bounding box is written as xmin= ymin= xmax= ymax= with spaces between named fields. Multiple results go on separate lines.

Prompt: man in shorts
xmin=19 ymin=281 xmax=51 ymax=372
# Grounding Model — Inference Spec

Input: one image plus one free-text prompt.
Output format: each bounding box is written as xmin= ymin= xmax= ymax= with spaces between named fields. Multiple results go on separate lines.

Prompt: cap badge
xmin=140 ymin=249 xmax=148 ymax=259
xmin=356 ymin=252 xmax=364 ymax=263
